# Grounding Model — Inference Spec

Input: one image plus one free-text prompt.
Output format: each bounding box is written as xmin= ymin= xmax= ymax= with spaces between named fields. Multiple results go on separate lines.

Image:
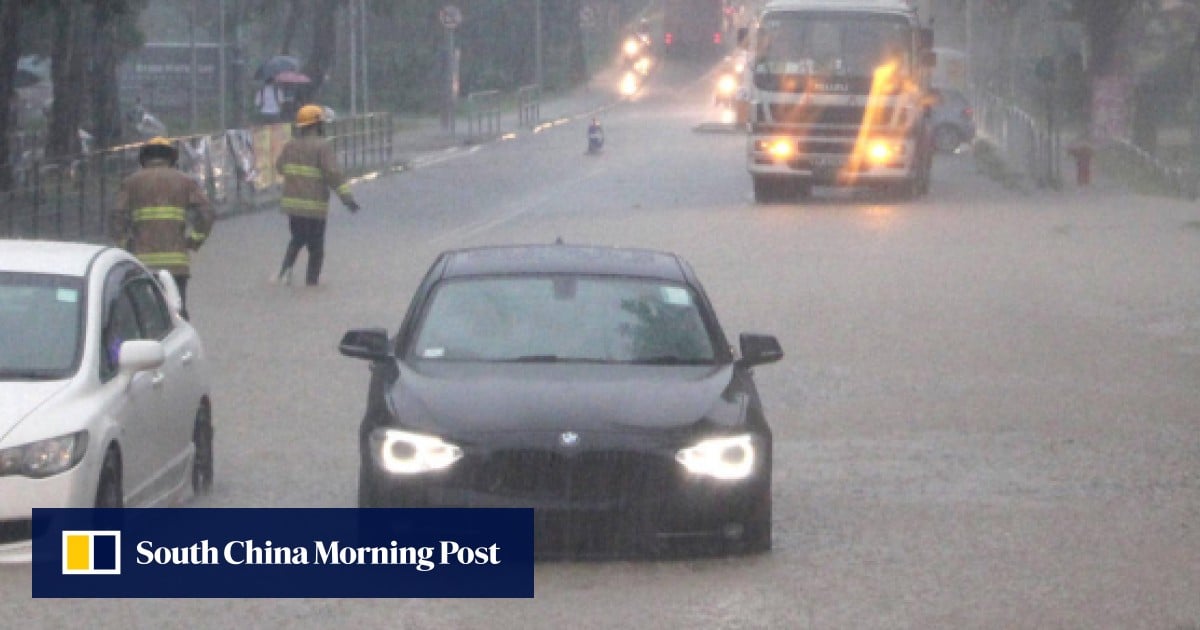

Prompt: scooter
xmin=586 ymin=119 xmax=604 ymax=155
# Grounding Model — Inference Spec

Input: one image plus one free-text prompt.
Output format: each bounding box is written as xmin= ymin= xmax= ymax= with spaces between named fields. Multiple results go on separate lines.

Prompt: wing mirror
xmin=339 ymin=328 xmax=392 ymax=361
xmin=118 ymin=339 xmax=166 ymax=374
xmin=737 ymin=333 xmax=783 ymax=367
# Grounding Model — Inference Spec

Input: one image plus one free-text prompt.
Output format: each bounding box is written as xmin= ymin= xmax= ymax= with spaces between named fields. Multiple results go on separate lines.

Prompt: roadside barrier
xmin=1 ymin=112 xmax=395 ymax=241
xmin=517 ymin=85 xmax=542 ymax=129
xmin=465 ymin=90 xmax=503 ymax=144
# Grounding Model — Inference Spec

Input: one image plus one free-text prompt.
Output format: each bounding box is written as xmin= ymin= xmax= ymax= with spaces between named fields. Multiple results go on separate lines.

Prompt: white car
xmin=0 ymin=239 xmax=213 ymax=563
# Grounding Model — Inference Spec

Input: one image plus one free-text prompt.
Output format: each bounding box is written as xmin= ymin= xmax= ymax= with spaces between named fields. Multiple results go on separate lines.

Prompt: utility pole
xmin=189 ymin=0 xmax=198 ymax=132
xmin=219 ymin=0 xmax=226 ymax=131
xmin=534 ymin=0 xmax=543 ymax=88
xmin=349 ymin=0 xmax=357 ymax=115
xmin=361 ymin=0 xmax=369 ymax=112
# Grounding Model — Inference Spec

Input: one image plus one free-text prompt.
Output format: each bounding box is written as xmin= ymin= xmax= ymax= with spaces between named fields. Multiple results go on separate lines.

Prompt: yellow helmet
xmin=295 ymin=104 xmax=326 ymax=127
xmin=139 ymin=136 xmax=178 ymax=166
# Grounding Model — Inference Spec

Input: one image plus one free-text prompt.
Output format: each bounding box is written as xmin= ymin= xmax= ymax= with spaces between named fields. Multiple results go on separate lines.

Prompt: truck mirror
xmin=918 ymin=28 xmax=934 ymax=51
xmin=920 ymin=50 xmax=937 ymax=68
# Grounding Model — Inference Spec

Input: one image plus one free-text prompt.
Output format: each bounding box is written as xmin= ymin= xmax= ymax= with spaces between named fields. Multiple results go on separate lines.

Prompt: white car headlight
xmin=0 ymin=431 xmax=89 ymax=479
xmin=371 ymin=428 xmax=463 ymax=475
xmin=675 ymin=434 xmax=755 ymax=480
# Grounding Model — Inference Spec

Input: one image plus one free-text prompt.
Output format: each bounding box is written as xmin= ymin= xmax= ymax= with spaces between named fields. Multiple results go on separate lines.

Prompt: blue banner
xmin=32 ymin=508 xmax=534 ymax=598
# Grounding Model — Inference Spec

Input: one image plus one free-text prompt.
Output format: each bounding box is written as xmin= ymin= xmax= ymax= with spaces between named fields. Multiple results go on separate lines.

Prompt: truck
xmin=742 ymin=0 xmax=936 ymax=202
xmin=662 ymin=0 xmax=727 ymax=57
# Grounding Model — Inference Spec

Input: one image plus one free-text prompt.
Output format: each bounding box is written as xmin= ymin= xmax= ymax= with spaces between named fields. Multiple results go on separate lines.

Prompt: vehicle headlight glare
xmin=676 ymin=434 xmax=755 ymax=480
xmin=717 ymin=74 xmax=737 ymax=96
xmin=623 ymin=38 xmax=640 ymax=57
xmin=867 ymin=140 xmax=893 ymax=163
xmin=766 ymin=139 xmax=793 ymax=160
xmin=374 ymin=428 xmax=462 ymax=475
xmin=0 ymin=431 xmax=88 ymax=478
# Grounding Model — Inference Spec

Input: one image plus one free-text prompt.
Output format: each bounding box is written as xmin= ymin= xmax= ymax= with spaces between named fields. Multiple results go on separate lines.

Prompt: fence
xmin=1107 ymin=137 xmax=1198 ymax=199
xmin=516 ymin=85 xmax=541 ymax=129
xmin=973 ymin=90 xmax=1061 ymax=189
xmin=465 ymin=90 xmax=504 ymax=144
xmin=1 ymin=113 xmax=395 ymax=242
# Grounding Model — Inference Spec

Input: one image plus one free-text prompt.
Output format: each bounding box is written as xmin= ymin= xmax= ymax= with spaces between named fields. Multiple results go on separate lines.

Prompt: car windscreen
xmin=754 ymin=12 xmax=911 ymax=79
xmin=409 ymin=275 xmax=718 ymax=364
xmin=0 ymin=272 xmax=85 ymax=379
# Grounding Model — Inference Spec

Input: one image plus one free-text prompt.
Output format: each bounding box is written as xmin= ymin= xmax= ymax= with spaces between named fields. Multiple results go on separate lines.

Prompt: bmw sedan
xmin=340 ymin=244 xmax=782 ymax=556
xmin=0 ymin=240 xmax=214 ymax=563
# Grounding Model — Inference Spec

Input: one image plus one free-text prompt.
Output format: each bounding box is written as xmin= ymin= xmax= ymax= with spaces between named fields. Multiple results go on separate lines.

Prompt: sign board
xmin=440 ymin=5 xmax=462 ymax=30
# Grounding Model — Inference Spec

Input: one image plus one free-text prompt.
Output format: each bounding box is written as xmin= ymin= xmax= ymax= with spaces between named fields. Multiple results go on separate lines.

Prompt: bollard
xmin=1067 ymin=142 xmax=1093 ymax=186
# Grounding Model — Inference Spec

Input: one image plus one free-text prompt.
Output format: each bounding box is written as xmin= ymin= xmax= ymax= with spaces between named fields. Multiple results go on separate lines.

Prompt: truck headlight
xmin=717 ymin=74 xmax=737 ymax=96
xmin=676 ymin=434 xmax=755 ymax=480
xmin=371 ymin=428 xmax=463 ymax=475
xmin=0 ymin=431 xmax=88 ymax=478
xmin=865 ymin=139 xmax=904 ymax=164
xmin=757 ymin=138 xmax=794 ymax=160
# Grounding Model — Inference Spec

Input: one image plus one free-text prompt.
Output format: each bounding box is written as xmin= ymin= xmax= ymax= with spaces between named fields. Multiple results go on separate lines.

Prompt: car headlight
xmin=0 ymin=431 xmax=89 ymax=479
xmin=865 ymin=139 xmax=905 ymax=164
xmin=675 ymin=434 xmax=755 ymax=480
xmin=370 ymin=428 xmax=463 ymax=475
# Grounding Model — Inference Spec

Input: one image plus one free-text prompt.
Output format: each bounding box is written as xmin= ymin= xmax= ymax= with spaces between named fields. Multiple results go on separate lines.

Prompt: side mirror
xmin=920 ymin=50 xmax=937 ymax=68
xmin=918 ymin=27 xmax=934 ymax=51
xmin=339 ymin=328 xmax=392 ymax=361
xmin=155 ymin=269 xmax=184 ymax=317
xmin=118 ymin=339 xmax=165 ymax=374
xmin=737 ymin=333 xmax=783 ymax=367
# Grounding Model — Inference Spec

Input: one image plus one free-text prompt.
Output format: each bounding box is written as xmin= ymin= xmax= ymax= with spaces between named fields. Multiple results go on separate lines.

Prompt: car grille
xmin=0 ymin=519 xmax=33 ymax=545
xmin=473 ymin=449 xmax=670 ymax=504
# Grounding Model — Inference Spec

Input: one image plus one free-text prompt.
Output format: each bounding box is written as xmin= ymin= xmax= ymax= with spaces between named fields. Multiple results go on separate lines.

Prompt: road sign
xmin=440 ymin=5 xmax=462 ymax=30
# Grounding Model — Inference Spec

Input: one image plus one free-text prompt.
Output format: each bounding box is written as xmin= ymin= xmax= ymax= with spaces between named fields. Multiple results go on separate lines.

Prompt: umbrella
xmin=273 ymin=70 xmax=312 ymax=85
xmin=254 ymin=55 xmax=301 ymax=81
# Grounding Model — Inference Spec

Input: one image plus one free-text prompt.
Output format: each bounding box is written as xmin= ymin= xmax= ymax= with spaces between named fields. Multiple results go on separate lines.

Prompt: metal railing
xmin=973 ymin=90 xmax=1061 ymax=188
xmin=2 ymin=113 xmax=398 ymax=242
xmin=465 ymin=90 xmax=503 ymax=144
xmin=517 ymin=84 xmax=542 ymax=128
xmin=1107 ymin=137 xmax=1197 ymax=199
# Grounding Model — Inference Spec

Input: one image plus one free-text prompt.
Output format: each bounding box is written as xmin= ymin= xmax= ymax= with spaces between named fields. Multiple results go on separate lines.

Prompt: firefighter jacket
xmin=275 ymin=134 xmax=357 ymax=218
xmin=112 ymin=159 xmax=215 ymax=277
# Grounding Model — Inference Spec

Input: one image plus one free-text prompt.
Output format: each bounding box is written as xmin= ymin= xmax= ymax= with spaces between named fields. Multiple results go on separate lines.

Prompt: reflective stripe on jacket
xmin=275 ymin=134 xmax=357 ymax=218
xmin=111 ymin=160 xmax=215 ymax=277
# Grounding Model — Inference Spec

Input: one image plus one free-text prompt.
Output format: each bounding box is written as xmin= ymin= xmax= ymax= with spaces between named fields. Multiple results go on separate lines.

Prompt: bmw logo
xmin=559 ymin=431 xmax=580 ymax=447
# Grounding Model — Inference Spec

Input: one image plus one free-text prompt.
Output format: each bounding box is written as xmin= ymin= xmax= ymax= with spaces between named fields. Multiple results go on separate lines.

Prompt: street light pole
xmin=361 ymin=0 xmax=369 ymax=112
xmin=534 ymin=0 xmax=543 ymax=88
xmin=349 ymin=0 xmax=358 ymax=115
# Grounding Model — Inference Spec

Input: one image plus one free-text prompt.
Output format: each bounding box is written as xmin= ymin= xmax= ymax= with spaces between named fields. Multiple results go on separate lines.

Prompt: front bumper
xmin=367 ymin=443 xmax=770 ymax=555
xmin=0 ymin=464 xmax=97 ymax=563
xmin=747 ymin=133 xmax=917 ymax=184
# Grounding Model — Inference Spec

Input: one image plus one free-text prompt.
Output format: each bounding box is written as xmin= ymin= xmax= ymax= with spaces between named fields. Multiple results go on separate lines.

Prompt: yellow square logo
xmin=61 ymin=531 xmax=121 ymax=575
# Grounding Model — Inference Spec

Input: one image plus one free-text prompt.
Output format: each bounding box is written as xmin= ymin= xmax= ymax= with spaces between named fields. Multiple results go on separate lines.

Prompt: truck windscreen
xmin=753 ymin=12 xmax=911 ymax=80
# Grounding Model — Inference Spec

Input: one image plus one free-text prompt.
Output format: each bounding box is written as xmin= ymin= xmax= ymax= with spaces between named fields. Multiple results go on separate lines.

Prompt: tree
xmin=0 ymin=0 xmax=25 ymax=190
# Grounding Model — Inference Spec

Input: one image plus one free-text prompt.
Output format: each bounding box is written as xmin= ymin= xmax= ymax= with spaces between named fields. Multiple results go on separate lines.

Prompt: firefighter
xmin=112 ymin=137 xmax=215 ymax=320
xmin=273 ymin=104 xmax=361 ymax=287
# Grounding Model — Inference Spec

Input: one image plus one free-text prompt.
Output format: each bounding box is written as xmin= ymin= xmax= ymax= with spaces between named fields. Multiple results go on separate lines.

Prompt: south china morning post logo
xmin=61 ymin=530 xmax=121 ymax=575
xmin=33 ymin=508 xmax=533 ymax=597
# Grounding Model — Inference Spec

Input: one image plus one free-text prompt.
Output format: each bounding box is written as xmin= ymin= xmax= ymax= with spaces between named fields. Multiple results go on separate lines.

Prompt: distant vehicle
xmin=929 ymin=87 xmax=976 ymax=153
xmin=341 ymin=244 xmax=783 ymax=557
xmin=663 ymin=0 xmax=726 ymax=57
xmin=0 ymin=240 xmax=214 ymax=563
xmin=743 ymin=0 xmax=937 ymax=202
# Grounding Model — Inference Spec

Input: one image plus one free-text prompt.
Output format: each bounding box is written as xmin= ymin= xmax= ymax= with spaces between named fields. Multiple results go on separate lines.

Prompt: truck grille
xmin=769 ymin=104 xmax=895 ymax=126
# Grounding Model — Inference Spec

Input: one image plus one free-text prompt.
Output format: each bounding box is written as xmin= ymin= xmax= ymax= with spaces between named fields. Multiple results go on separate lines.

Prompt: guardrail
xmin=1107 ymin=137 xmax=1197 ymax=199
xmin=517 ymin=85 xmax=541 ymax=128
xmin=1 ymin=113 xmax=397 ymax=242
xmin=973 ymin=90 xmax=1061 ymax=188
xmin=465 ymin=90 xmax=503 ymax=144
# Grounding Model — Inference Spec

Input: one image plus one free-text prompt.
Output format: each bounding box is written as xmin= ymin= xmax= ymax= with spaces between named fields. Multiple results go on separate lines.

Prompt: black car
xmin=340 ymin=244 xmax=783 ymax=556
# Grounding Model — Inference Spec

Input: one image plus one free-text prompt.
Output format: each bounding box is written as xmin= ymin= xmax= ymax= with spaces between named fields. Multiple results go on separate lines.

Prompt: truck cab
xmin=744 ymin=0 xmax=935 ymax=202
